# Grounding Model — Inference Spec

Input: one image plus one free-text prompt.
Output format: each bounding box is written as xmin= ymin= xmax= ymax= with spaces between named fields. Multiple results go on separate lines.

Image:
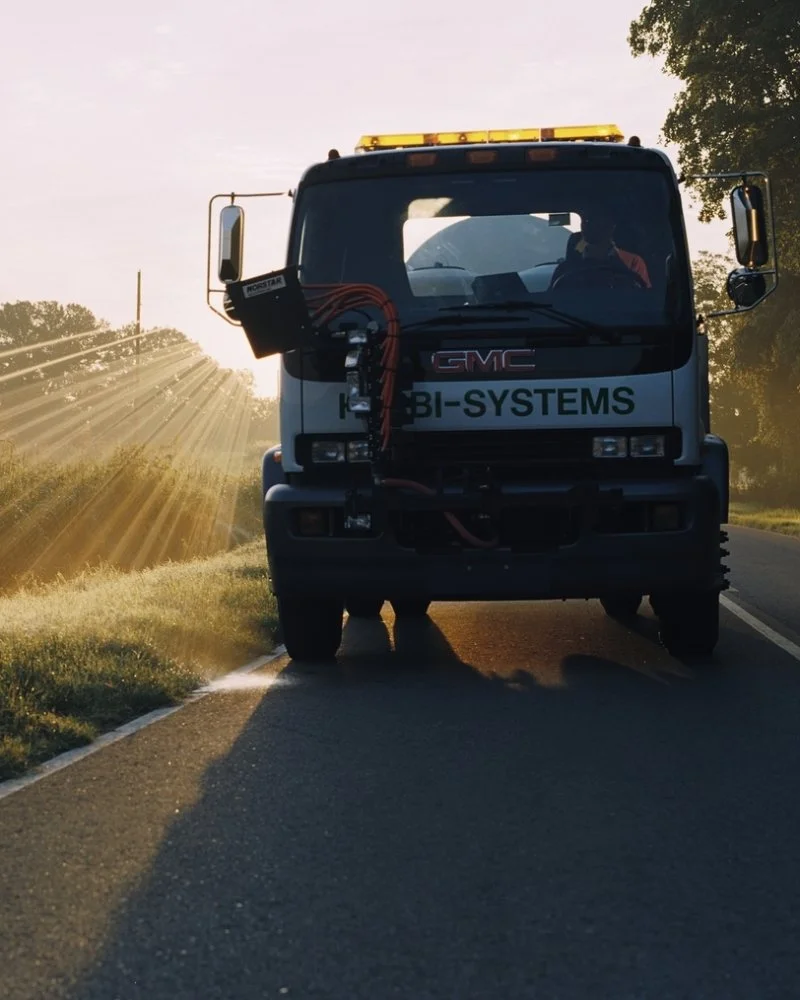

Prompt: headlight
xmin=308 ymin=438 xmax=371 ymax=464
xmin=592 ymin=435 xmax=628 ymax=458
xmin=311 ymin=440 xmax=346 ymax=463
xmin=630 ymin=434 xmax=666 ymax=458
xmin=347 ymin=440 xmax=371 ymax=462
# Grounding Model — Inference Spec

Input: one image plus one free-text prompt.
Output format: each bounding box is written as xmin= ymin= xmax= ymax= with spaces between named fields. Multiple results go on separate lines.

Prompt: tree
xmin=0 ymin=300 xmax=190 ymax=392
xmin=629 ymin=1 xmax=800 ymax=268
xmin=0 ymin=300 xmax=106 ymax=386
xmin=630 ymin=1 xmax=800 ymax=500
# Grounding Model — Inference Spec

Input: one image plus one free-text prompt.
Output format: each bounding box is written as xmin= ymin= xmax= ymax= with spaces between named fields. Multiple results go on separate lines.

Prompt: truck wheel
xmin=657 ymin=590 xmax=720 ymax=659
xmin=390 ymin=598 xmax=431 ymax=618
xmin=278 ymin=594 xmax=343 ymax=661
xmin=600 ymin=593 xmax=642 ymax=619
xmin=345 ymin=598 xmax=384 ymax=618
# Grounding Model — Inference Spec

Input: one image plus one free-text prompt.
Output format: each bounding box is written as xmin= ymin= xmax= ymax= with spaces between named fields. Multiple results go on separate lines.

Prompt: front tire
xmin=390 ymin=598 xmax=431 ymax=618
xmin=278 ymin=594 xmax=343 ymax=661
xmin=657 ymin=589 xmax=720 ymax=659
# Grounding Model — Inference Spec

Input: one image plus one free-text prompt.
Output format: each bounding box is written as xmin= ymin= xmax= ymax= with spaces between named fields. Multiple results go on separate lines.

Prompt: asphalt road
xmin=2 ymin=526 xmax=800 ymax=1000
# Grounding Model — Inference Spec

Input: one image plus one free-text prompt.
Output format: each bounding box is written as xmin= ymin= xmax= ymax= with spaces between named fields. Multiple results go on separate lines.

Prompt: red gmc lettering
xmin=502 ymin=350 xmax=538 ymax=372
xmin=431 ymin=349 xmax=536 ymax=374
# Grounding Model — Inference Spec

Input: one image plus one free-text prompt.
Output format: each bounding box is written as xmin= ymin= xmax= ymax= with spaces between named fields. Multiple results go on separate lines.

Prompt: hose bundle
xmin=304 ymin=282 xmax=497 ymax=550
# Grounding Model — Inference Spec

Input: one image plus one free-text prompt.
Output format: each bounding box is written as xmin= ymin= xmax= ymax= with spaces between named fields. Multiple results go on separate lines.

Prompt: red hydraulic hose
xmin=301 ymin=287 xmax=498 ymax=549
xmin=382 ymin=478 xmax=498 ymax=549
xmin=305 ymin=282 xmax=399 ymax=451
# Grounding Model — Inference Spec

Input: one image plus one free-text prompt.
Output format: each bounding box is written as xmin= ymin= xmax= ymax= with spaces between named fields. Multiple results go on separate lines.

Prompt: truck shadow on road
xmin=328 ymin=607 xmax=699 ymax=689
xmin=65 ymin=605 xmax=800 ymax=999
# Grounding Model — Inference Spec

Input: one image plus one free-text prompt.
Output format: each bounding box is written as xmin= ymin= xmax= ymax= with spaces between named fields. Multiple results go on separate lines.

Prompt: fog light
xmin=630 ymin=434 xmax=666 ymax=458
xmin=311 ymin=440 xmax=346 ymax=463
xmin=651 ymin=503 xmax=680 ymax=531
xmin=344 ymin=514 xmax=372 ymax=530
xmin=347 ymin=439 xmax=371 ymax=462
xmin=593 ymin=435 xmax=628 ymax=458
xmin=295 ymin=508 xmax=329 ymax=536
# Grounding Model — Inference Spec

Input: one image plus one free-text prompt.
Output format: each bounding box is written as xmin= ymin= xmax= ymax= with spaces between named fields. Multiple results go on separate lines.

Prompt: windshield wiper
xmin=439 ymin=300 xmax=609 ymax=334
xmin=400 ymin=311 xmax=539 ymax=333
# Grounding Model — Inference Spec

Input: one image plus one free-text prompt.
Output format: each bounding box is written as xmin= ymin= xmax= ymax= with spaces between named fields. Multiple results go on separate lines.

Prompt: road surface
xmin=1 ymin=525 xmax=800 ymax=999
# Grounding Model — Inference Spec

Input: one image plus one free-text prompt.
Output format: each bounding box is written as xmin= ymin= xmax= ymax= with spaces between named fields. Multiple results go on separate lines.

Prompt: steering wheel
xmin=550 ymin=259 xmax=648 ymax=292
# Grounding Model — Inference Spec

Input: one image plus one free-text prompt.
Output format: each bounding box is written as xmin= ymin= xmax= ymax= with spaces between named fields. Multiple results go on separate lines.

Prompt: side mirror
xmin=730 ymin=183 xmax=769 ymax=269
xmin=726 ymin=267 xmax=767 ymax=308
xmin=218 ymin=205 xmax=245 ymax=283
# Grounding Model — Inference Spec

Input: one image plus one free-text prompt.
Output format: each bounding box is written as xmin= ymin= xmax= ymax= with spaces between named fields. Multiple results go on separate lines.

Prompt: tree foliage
xmin=630 ymin=0 xmax=800 ymax=266
xmin=631 ymin=1 xmax=800 ymax=502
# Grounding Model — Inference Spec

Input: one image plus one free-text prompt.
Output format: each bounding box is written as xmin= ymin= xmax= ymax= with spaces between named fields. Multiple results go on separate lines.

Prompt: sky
xmin=0 ymin=0 xmax=732 ymax=397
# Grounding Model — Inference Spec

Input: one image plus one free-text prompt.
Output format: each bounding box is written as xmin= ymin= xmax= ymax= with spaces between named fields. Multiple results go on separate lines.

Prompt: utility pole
xmin=135 ymin=270 xmax=142 ymax=426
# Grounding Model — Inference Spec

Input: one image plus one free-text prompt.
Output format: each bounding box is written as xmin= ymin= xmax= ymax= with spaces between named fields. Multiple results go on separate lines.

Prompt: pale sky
xmin=1 ymin=0 xmax=731 ymax=397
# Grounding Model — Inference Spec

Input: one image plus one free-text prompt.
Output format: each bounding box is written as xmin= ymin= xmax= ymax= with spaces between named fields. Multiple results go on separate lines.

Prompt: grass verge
xmin=0 ymin=447 xmax=263 ymax=593
xmin=729 ymin=502 xmax=800 ymax=539
xmin=0 ymin=541 xmax=277 ymax=780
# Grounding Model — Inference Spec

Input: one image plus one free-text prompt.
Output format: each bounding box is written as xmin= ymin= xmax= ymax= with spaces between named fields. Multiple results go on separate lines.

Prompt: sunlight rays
xmin=0 ymin=324 xmax=109 ymax=362
xmin=0 ymin=319 xmax=269 ymax=591
xmin=3 ymin=345 xmax=199 ymax=461
xmin=0 ymin=325 xmax=178 ymax=387
xmin=20 ymin=364 xmax=236 ymax=579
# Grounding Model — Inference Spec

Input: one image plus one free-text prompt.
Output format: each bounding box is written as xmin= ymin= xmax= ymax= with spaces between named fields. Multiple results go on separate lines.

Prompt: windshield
xmin=290 ymin=167 xmax=691 ymax=343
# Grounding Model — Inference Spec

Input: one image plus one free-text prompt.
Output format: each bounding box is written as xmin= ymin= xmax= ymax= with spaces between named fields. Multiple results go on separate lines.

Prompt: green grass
xmin=0 ymin=446 xmax=263 ymax=593
xmin=730 ymin=501 xmax=800 ymax=538
xmin=0 ymin=542 xmax=277 ymax=780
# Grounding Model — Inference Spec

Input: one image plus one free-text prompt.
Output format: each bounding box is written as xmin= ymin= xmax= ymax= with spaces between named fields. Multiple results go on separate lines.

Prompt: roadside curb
xmin=0 ymin=645 xmax=287 ymax=803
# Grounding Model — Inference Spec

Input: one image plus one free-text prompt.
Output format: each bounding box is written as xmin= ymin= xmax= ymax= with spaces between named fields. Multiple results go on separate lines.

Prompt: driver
xmin=550 ymin=206 xmax=651 ymax=289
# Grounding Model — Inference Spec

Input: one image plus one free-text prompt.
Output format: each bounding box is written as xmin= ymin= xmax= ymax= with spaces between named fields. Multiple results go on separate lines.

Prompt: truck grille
xmin=392 ymin=428 xmax=681 ymax=479
xmin=393 ymin=506 xmax=582 ymax=552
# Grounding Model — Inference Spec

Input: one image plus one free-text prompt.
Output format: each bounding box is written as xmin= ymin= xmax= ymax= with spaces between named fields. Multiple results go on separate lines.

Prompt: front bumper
xmin=264 ymin=477 xmax=723 ymax=601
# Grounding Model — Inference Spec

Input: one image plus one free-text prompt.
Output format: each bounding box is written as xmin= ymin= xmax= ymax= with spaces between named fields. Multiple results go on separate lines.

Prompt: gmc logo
xmin=431 ymin=348 xmax=537 ymax=374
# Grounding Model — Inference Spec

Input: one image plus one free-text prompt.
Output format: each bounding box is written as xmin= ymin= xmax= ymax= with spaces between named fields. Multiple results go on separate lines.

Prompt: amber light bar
xmin=355 ymin=124 xmax=624 ymax=152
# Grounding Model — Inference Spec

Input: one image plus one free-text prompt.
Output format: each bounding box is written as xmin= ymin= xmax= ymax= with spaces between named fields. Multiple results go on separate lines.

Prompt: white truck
xmin=206 ymin=123 xmax=777 ymax=662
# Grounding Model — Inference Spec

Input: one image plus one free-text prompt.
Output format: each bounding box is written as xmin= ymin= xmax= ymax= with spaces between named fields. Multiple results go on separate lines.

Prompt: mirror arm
xmin=206 ymin=190 xmax=290 ymax=324
xmin=764 ymin=177 xmax=779 ymax=287
xmin=684 ymin=170 xmax=766 ymax=182
xmin=207 ymin=295 xmax=242 ymax=327
xmin=707 ymin=267 xmax=779 ymax=318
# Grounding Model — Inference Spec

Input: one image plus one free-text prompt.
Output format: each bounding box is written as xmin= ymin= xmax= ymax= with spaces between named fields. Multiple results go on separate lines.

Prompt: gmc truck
xmin=205 ymin=123 xmax=777 ymax=662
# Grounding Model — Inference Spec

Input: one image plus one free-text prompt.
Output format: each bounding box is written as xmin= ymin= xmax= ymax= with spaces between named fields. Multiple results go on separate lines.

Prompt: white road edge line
xmin=720 ymin=595 xmax=800 ymax=663
xmin=0 ymin=645 xmax=287 ymax=803
xmin=3 ymin=595 xmax=797 ymax=802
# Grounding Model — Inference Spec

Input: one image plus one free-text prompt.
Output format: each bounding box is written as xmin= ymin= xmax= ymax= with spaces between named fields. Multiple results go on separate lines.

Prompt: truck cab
xmin=207 ymin=123 xmax=777 ymax=662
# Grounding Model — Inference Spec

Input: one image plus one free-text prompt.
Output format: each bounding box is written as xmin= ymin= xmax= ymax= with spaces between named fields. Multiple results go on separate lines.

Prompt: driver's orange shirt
xmin=615 ymin=248 xmax=651 ymax=288
xmin=573 ymin=237 xmax=652 ymax=288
